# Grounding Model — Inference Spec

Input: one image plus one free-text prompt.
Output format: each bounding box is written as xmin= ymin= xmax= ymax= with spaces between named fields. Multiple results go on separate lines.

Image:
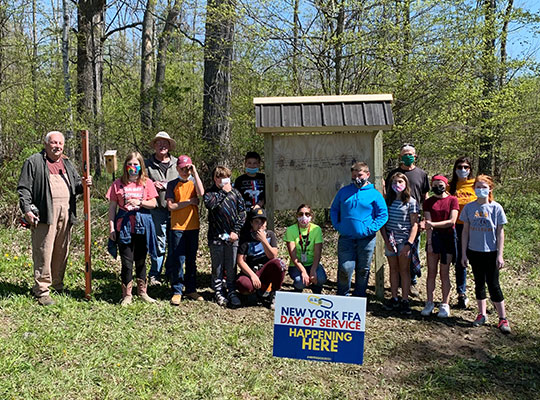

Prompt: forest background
xmin=0 ymin=0 xmax=539 ymax=221
xmin=0 ymin=2 xmax=539 ymax=399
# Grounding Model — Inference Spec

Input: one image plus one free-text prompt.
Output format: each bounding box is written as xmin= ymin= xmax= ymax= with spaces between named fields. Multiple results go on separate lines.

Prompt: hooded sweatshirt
xmin=330 ymin=182 xmax=388 ymax=239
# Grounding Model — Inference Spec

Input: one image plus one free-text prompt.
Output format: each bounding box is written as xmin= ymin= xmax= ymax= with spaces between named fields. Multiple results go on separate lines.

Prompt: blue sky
xmin=508 ymin=0 xmax=540 ymax=62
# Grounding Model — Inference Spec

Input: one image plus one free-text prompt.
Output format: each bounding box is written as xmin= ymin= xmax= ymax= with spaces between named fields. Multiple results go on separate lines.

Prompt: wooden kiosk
xmin=253 ymin=94 xmax=394 ymax=299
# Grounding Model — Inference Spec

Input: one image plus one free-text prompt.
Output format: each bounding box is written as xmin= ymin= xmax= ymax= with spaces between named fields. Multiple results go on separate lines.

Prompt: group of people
xmin=17 ymin=132 xmax=510 ymax=334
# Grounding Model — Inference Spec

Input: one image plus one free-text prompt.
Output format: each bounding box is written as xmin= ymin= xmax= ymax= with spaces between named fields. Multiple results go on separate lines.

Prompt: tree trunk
xmin=153 ymin=0 xmax=181 ymax=128
xmin=292 ymin=0 xmax=301 ymax=95
xmin=62 ymin=0 xmax=73 ymax=137
xmin=478 ymin=0 xmax=496 ymax=175
xmin=0 ymin=0 xmax=5 ymax=166
xmin=32 ymin=0 xmax=39 ymax=128
xmin=141 ymin=0 xmax=156 ymax=134
xmin=77 ymin=0 xmax=106 ymax=177
xmin=334 ymin=0 xmax=345 ymax=95
xmin=202 ymin=0 xmax=235 ymax=176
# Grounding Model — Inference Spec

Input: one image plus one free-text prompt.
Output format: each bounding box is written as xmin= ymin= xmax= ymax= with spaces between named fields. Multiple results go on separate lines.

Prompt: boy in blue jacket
xmin=331 ymin=162 xmax=388 ymax=297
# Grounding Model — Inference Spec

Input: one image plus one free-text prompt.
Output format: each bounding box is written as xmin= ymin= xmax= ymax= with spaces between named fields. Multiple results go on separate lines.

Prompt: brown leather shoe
xmin=185 ymin=292 xmax=203 ymax=301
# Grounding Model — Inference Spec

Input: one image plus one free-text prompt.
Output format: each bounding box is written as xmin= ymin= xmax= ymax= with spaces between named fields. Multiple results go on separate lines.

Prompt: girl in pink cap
xmin=421 ymin=175 xmax=459 ymax=318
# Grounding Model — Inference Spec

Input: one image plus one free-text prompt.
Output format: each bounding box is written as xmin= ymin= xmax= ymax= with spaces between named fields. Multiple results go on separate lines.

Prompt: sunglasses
xmin=457 ymin=165 xmax=470 ymax=170
xmin=297 ymin=212 xmax=312 ymax=217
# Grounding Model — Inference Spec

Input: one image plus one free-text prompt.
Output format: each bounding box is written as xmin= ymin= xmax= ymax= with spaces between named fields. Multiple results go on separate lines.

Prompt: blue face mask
xmin=475 ymin=188 xmax=490 ymax=199
xmin=246 ymin=167 xmax=259 ymax=174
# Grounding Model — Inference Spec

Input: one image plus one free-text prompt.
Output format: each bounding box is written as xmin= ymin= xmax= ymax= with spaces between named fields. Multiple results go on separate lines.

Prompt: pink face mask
xmin=392 ymin=182 xmax=406 ymax=193
xmin=297 ymin=215 xmax=311 ymax=225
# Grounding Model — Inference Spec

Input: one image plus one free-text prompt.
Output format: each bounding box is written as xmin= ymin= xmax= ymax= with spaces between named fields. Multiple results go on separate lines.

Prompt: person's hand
xmin=251 ymin=274 xmax=262 ymax=289
xmin=309 ymin=272 xmax=317 ymax=286
xmin=496 ymin=255 xmax=504 ymax=269
xmin=25 ymin=211 xmax=39 ymax=227
xmin=229 ymin=232 xmax=239 ymax=242
xmin=154 ymin=181 xmax=165 ymax=190
xmin=255 ymin=228 xmax=266 ymax=242
xmin=189 ymin=197 xmax=199 ymax=206
xmin=85 ymin=175 xmax=93 ymax=187
xmin=109 ymin=231 xmax=116 ymax=241
xmin=190 ymin=164 xmax=197 ymax=174
xmin=126 ymin=198 xmax=141 ymax=208
xmin=253 ymin=204 xmax=261 ymax=210
xmin=301 ymin=271 xmax=310 ymax=286
xmin=425 ymin=220 xmax=433 ymax=230
xmin=222 ymin=182 xmax=232 ymax=192
xmin=419 ymin=220 xmax=426 ymax=232
xmin=461 ymin=255 xmax=468 ymax=268
xmin=399 ymin=245 xmax=410 ymax=257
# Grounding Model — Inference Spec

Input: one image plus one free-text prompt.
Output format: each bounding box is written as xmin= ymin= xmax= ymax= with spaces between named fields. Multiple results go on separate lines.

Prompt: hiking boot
xmin=228 ymin=292 xmax=242 ymax=309
xmin=120 ymin=282 xmax=133 ymax=306
xmin=170 ymin=294 xmax=182 ymax=306
xmin=409 ymin=284 xmax=420 ymax=298
xmin=421 ymin=301 xmax=435 ymax=316
xmin=400 ymin=299 xmax=412 ymax=315
xmin=185 ymin=292 xmax=203 ymax=301
xmin=472 ymin=313 xmax=487 ymax=327
xmin=148 ymin=276 xmax=162 ymax=286
xmin=456 ymin=295 xmax=469 ymax=309
xmin=498 ymin=318 xmax=511 ymax=334
xmin=215 ymin=293 xmax=228 ymax=307
xmin=136 ymin=279 xmax=156 ymax=303
xmin=261 ymin=291 xmax=275 ymax=309
xmin=437 ymin=303 xmax=451 ymax=318
xmin=37 ymin=295 xmax=55 ymax=306
xmin=383 ymin=297 xmax=400 ymax=311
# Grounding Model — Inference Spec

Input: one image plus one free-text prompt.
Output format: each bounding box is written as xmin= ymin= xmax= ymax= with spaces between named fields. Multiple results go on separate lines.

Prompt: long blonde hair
xmin=121 ymin=151 xmax=149 ymax=186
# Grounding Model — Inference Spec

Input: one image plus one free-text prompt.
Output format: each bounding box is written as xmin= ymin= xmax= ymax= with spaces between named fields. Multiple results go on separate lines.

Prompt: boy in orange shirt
xmin=165 ymin=155 xmax=204 ymax=305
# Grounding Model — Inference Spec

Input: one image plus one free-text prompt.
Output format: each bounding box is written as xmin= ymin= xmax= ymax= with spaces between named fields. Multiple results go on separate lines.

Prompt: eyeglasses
xmin=297 ymin=212 xmax=312 ymax=217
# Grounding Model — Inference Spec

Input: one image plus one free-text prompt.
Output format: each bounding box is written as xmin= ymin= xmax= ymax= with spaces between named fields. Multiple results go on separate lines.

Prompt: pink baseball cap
xmin=177 ymin=155 xmax=192 ymax=168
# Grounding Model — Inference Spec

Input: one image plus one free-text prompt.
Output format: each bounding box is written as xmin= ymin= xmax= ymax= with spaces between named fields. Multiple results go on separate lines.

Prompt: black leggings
xmin=118 ymin=234 xmax=148 ymax=285
xmin=467 ymin=249 xmax=504 ymax=303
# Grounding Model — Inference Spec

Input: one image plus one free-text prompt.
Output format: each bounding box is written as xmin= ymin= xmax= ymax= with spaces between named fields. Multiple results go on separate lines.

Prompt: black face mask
xmin=432 ymin=185 xmax=446 ymax=195
xmin=352 ymin=177 xmax=367 ymax=188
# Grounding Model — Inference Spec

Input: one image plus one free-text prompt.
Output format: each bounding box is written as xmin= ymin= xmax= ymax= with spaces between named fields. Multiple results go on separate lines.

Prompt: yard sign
xmin=273 ymin=292 xmax=366 ymax=365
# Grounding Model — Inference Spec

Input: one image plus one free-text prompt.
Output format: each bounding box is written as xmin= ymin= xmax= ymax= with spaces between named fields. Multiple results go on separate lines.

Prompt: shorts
xmin=385 ymin=241 xmax=409 ymax=257
xmin=429 ymin=229 xmax=457 ymax=264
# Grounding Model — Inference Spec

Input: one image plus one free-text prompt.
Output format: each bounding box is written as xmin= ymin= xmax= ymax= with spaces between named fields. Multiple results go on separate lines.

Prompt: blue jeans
xmin=288 ymin=264 xmax=327 ymax=294
xmin=337 ymin=235 xmax=376 ymax=297
xmin=455 ymin=224 xmax=467 ymax=295
xmin=169 ymin=229 xmax=199 ymax=295
xmin=209 ymin=241 xmax=238 ymax=296
xmin=148 ymin=207 xmax=169 ymax=278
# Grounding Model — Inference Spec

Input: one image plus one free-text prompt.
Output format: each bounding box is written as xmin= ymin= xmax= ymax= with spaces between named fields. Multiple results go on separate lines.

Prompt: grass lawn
xmin=0 ymin=191 xmax=539 ymax=399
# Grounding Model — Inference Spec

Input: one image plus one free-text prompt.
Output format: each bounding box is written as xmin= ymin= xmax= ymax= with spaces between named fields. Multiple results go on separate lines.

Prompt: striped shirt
xmin=385 ymin=198 xmax=418 ymax=244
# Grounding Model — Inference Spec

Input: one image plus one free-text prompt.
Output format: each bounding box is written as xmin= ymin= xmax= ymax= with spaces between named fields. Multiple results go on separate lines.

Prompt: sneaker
xmin=148 ymin=276 xmax=162 ymax=286
xmin=457 ymin=295 xmax=469 ymax=309
xmin=472 ymin=313 xmax=487 ymax=327
xmin=215 ymin=293 xmax=228 ymax=307
xmin=37 ymin=295 xmax=55 ymax=306
xmin=170 ymin=294 xmax=182 ymax=306
xmin=498 ymin=318 xmax=511 ymax=334
xmin=383 ymin=297 xmax=400 ymax=311
xmin=400 ymin=299 xmax=412 ymax=315
xmin=228 ymin=292 xmax=242 ymax=309
xmin=261 ymin=291 xmax=275 ymax=309
xmin=437 ymin=303 xmax=451 ymax=318
xmin=421 ymin=301 xmax=435 ymax=316
xmin=409 ymin=284 xmax=420 ymax=298
xmin=185 ymin=292 xmax=204 ymax=301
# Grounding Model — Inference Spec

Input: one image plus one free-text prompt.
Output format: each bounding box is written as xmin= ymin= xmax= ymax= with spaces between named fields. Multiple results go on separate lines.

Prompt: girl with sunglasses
xmin=449 ymin=157 xmax=476 ymax=309
xmin=284 ymin=204 xmax=327 ymax=294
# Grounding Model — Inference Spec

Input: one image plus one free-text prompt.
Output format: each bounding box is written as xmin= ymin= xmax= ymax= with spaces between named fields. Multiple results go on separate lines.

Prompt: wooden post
xmin=264 ymin=132 xmax=275 ymax=230
xmin=81 ymin=130 xmax=92 ymax=299
xmin=373 ymin=129 xmax=385 ymax=300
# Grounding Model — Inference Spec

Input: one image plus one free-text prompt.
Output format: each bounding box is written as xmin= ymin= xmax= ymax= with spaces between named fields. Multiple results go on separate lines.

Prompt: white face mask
xmin=220 ymin=177 xmax=231 ymax=187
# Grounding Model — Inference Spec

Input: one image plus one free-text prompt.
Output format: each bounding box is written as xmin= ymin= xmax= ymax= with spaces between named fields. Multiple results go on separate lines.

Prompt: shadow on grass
xmin=396 ymin=333 xmax=540 ymax=398
xmin=0 ymin=280 xmax=30 ymax=298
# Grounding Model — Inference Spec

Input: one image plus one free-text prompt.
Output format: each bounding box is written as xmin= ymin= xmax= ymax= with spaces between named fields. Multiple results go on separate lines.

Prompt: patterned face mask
xmin=127 ymin=165 xmax=141 ymax=176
